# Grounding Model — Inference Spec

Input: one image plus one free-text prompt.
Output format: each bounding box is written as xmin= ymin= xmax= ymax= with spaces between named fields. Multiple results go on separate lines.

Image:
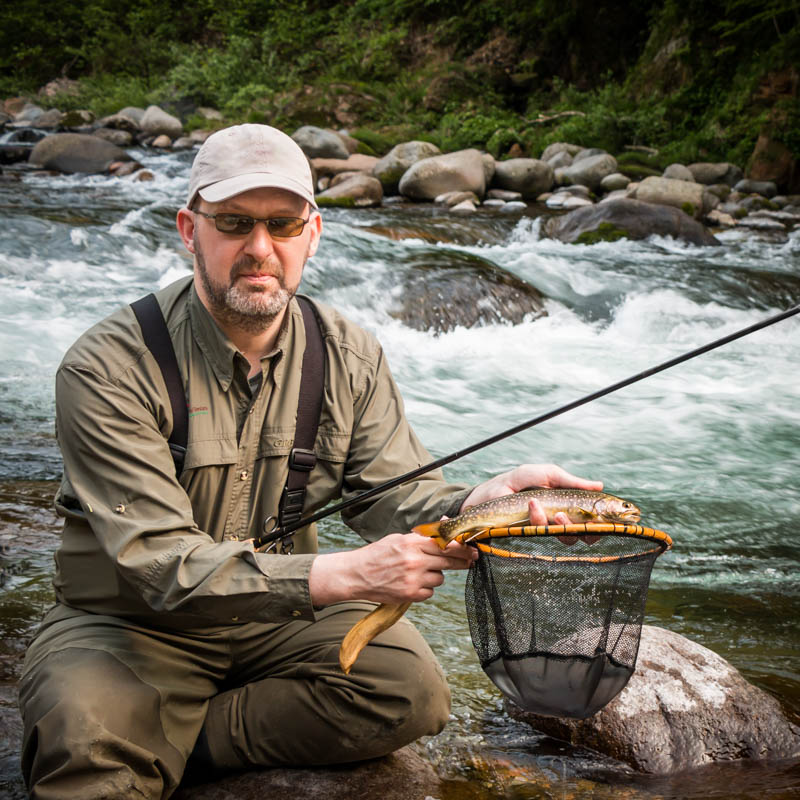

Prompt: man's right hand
xmin=308 ymin=533 xmax=476 ymax=607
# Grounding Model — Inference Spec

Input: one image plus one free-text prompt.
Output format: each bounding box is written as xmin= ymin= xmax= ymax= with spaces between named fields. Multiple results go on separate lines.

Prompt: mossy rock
xmin=575 ymin=222 xmax=630 ymax=245
xmin=681 ymin=201 xmax=696 ymax=216
xmin=619 ymin=163 xmax=662 ymax=181
xmin=315 ymin=195 xmax=357 ymax=208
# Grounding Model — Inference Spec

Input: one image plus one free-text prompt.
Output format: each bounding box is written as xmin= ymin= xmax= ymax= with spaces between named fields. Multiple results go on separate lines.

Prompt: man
xmin=19 ymin=124 xmax=601 ymax=799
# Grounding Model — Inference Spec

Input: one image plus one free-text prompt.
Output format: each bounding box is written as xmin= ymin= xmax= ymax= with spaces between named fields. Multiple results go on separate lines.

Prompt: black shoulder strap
xmin=278 ymin=296 xmax=326 ymax=546
xmin=131 ymin=293 xmax=188 ymax=474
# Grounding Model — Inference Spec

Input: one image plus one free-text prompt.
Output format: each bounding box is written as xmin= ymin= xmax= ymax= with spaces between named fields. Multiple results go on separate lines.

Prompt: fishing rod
xmin=253 ymin=302 xmax=799 ymax=550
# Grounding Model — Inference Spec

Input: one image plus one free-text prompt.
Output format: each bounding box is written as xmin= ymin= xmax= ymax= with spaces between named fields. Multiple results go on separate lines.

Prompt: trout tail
xmin=411 ymin=521 xmax=449 ymax=550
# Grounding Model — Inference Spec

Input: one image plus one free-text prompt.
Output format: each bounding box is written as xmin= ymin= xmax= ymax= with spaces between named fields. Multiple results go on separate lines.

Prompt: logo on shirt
xmin=189 ymin=406 xmax=209 ymax=417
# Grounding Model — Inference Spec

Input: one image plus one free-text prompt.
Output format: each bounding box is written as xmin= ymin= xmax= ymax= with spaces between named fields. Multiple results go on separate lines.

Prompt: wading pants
xmin=18 ymin=601 xmax=451 ymax=800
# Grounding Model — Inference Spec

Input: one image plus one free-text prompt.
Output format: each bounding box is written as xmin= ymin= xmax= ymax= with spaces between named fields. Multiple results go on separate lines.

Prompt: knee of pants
xmin=19 ymin=647 xmax=185 ymax=799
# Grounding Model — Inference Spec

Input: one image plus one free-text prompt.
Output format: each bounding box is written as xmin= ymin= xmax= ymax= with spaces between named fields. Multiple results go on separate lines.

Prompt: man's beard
xmin=194 ymin=234 xmax=302 ymax=333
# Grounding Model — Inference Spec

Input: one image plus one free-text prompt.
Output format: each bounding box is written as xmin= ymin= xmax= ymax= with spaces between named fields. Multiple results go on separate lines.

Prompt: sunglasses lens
xmin=268 ymin=217 xmax=305 ymax=237
xmin=215 ymin=214 xmax=255 ymax=234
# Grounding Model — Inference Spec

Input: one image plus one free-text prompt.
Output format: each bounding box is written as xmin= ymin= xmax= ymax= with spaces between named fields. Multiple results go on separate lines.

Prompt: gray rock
xmin=546 ymin=150 xmax=573 ymax=169
xmin=737 ymin=216 xmax=787 ymax=231
xmin=118 ymin=106 xmax=146 ymax=124
xmin=312 ymin=154 xmax=378 ymax=178
xmin=398 ymin=149 xmax=486 ymax=201
xmin=141 ymin=105 xmax=183 ymax=138
xmin=450 ymin=199 xmax=477 ymax=213
xmin=508 ymin=625 xmax=799 ymax=774
xmin=500 ymin=200 xmax=528 ymax=213
xmin=372 ymin=141 xmax=442 ymax=194
xmin=705 ymin=209 xmax=738 ymax=227
xmin=542 ymin=198 xmax=720 ymax=246
xmin=190 ymin=129 xmax=214 ymax=144
xmin=546 ymin=193 xmax=593 ymax=209
xmin=662 ymin=163 xmax=694 ymax=181
xmin=492 ymin=158 xmax=554 ymax=199
xmin=482 ymin=198 xmax=507 ymax=208
xmin=14 ymin=103 xmax=44 ymax=122
xmin=705 ymin=183 xmax=732 ymax=200
xmin=556 ymin=184 xmax=592 ymax=198
xmin=632 ymin=175 xmax=717 ymax=219
xmin=93 ymin=127 xmax=134 ymax=147
xmin=487 ymin=188 xmax=522 ymax=201
xmin=34 ymin=109 xmax=64 ymax=129
xmin=740 ymin=194 xmax=777 ymax=212
xmin=481 ymin=152 xmax=496 ymax=188
xmin=751 ymin=208 xmax=800 ymax=224
xmin=573 ymin=147 xmax=608 ymax=163
xmin=174 ymin=746 xmax=441 ymax=800
xmin=61 ymin=109 xmax=95 ymax=128
xmin=316 ymin=173 xmax=383 ymax=207
xmin=197 ymin=106 xmax=224 ymax=121
xmin=600 ymin=172 xmax=630 ymax=192
xmin=688 ymin=162 xmax=743 ymax=186
xmin=292 ymin=126 xmax=349 ymax=160
xmin=172 ymin=136 xmax=196 ymax=150
xmin=29 ymin=133 xmax=132 ymax=173
xmin=98 ymin=112 xmax=141 ymax=133
xmin=734 ymin=178 xmax=777 ymax=198
xmin=540 ymin=142 xmax=582 ymax=162
xmin=558 ymin=154 xmax=618 ymax=191
xmin=435 ymin=190 xmax=480 ymax=206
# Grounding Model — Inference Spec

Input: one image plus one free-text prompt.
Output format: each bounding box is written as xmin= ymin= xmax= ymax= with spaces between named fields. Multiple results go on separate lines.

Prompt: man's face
xmin=179 ymin=187 xmax=321 ymax=333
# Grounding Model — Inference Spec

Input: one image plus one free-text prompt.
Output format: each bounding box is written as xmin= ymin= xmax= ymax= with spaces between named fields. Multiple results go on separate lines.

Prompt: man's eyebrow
xmin=219 ymin=202 xmax=306 ymax=216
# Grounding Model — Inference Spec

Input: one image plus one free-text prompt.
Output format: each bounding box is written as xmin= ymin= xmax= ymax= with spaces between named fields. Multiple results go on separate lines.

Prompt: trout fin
xmin=411 ymin=521 xmax=449 ymax=550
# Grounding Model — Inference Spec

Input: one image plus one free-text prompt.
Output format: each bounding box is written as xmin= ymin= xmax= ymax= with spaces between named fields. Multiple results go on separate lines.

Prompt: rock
xmin=540 ymin=142 xmax=582 ymax=162
xmin=196 ymin=106 xmax=224 ymax=121
xmin=739 ymin=194 xmax=777 ymax=212
xmin=546 ymin=194 xmax=593 ymax=209
xmin=311 ymin=154 xmax=379 ymax=178
xmin=97 ymin=112 xmax=141 ymax=133
xmin=38 ymin=77 xmax=81 ymax=98
xmin=151 ymin=134 xmax=172 ymax=148
xmin=747 ymin=132 xmax=797 ymax=192
xmin=662 ymin=163 xmax=694 ymax=181
xmin=328 ymin=171 xmax=361 ymax=187
xmin=546 ymin=150 xmax=573 ymax=169
xmin=172 ymin=136 xmax=196 ymax=150
xmin=34 ymin=109 xmax=64 ymax=129
xmin=487 ymin=188 xmax=522 ymax=201
xmin=372 ymin=141 xmax=442 ymax=194
xmin=109 ymin=161 xmax=143 ymax=177
xmin=573 ymin=147 xmax=608 ymax=163
xmin=190 ymin=129 xmax=214 ymax=144
xmin=14 ymin=103 xmax=44 ymax=123
xmin=705 ymin=209 xmax=737 ymax=227
xmin=600 ymin=173 xmax=630 ymax=192
xmin=391 ymin=251 xmax=546 ymax=334
xmin=435 ymin=191 xmax=480 ymax=207
xmin=482 ymin=198 xmax=507 ymax=209
xmin=508 ymin=626 xmax=800 ymax=774
xmin=632 ymin=175 xmax=717 ymax=219
xmin=315 ymin=173 xmax=383 ymax=207
xmin=752 ymin=208 xmax=800 ymax=224
xmin=133 ymin=169 xmax=155 ymax=182
xmin=174 ymin=746 xmax=441 ymax=800
xmin=398 ymin=149 xmax=486 ymax=201
xmin=542 ymin=198 xmax=720 ymax=246
xmin=499 ymin=201 xmax=528 ymax=213
xmin=93 ymin=128 xmax=134 ymax=147
xmin=61 ymin=109 xmax=95 ymax=128
xmin=29 ymin=133 xmax=132 ymax=173
xmin=118 ymin=106 xmax=146 ymax=125
xmin=737 ymin=216 xmax=787 ymax=231
xmin=734 ymin=178 xmax=777 ymax=198
xmin=558 ymin=154 xmax=618 ymax=191
xmin=687 ymin=162 xmax=743 ymax=186
xmin=492 ymin=158 xmax=554 ymax=199
xmin=0 ymin=127 xmax=48 ymax=164
xmin=291 ymin=126 xmax=349 ymax=160
xmin=336 ymin=131 xmax=361 ymax=155
xmin=450 ymin=199 xmax=477 ymax=213
xmin=482 ymin=152 xmax=496 ymax=188
xmin=705 ymin=183 xmax=731 ymax=200
xmin=141 ymin=105 xmax=183 ymax=138
xmin=3 ymin=97 xmax=29 ymax=116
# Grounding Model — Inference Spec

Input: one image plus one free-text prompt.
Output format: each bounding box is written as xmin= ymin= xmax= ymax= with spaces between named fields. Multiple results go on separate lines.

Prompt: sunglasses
xmin=195 ymin=211 xmax=311 ymax=238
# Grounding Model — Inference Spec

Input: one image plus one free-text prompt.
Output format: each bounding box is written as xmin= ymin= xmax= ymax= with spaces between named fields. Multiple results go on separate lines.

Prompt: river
xmin=1 ymin=148 xmax=798 ymax=798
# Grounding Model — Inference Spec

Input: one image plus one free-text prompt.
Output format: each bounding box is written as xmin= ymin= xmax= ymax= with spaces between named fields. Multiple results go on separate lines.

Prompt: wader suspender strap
xmin=130 ymin=293 xmax=326 ymax=551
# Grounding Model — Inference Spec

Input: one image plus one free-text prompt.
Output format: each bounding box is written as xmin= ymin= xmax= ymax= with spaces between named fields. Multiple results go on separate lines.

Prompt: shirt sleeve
xmin=338 ymin=348 xmax=471 ymax=541
xmin=55 ymin=362 xmax=317 ymax=623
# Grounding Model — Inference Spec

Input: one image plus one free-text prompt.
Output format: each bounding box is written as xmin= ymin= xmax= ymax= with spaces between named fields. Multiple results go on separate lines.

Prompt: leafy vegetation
xmin=1 ymin=0 xmax=798 ymax=163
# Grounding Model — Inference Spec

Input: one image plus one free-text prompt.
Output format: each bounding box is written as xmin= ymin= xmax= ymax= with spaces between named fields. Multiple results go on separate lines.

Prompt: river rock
xmin=492 ymin=158 xmax=554 ymax=199
xmin=14 ymin=103 xmax=45 ymax=123
xmin=734 ymin=178 xmax=777 ymax=198
xmin=141 ymin=105 xmax=183 ymax=138
xmin=508 ymin=625 xmax=800 ymax=774
xmin=688 ymin=162 xmax=743 ymax=186
xmin=61 ymin=109 xmax=95 ymax=128
xmin=174 ymin=746 xmax=441 ymax=800
xmin=119 ymin=106 xmax=146 ymax=124
xmin=558 ymin=154 xmax=618 ymax=191
xmin=487 ymin=188 xmax=522 ymax=201
xmin=435 ymin=190 xmax=480 ymax=206
xmin=600 ymin=173 xmax=630 ymax=192
xmin=315 ymin=173 xmax=383 ymax=207
xmin=152 ymin=134 xmax=173 ymax=148
xmin=34 ymin=109 xmax=64 ymax=129
xmin=706 ymin=209 xmax=737 ymax=227
xmin=747 ymin=132 xmax=797 ymax=192
xmin=632 ymin=175 xmax=717 ymax=218
xmin=482 ymin=198 xmax=507 ymax=209
xmin=172 ymin=136 xmax=196 ymax=150
xmin=482 ymin=153 xmax=496 ymax=188
xmin=540 ymin=142 xmax=582 ymax=162
xmin=450 ymin=199 xmax=477 ymax=213
xmin=292 ymin=126 xmax=349 ymax=160
xmin=546 ymin=193 xmax=593 ymax=209
xmin=662 ymin=163 xmax=694 ymax=181
xmin=542 ymin=197 xmax=720 ymax=246
xmin=93 ymin=127 xmax=134 ymax=147
xmin=197 ymin=106 xmax=224 ymax=121
xmin=573 ymin=147 xmax=608 ymax=163
xmin=311 ymin=154 xmax=378 ymax=178
xmin=29 ymin=133 xmax=132 ymax=173
xmin=546 ymin=150 xmax=573 ymax=169
xmin=98 ymin=111 xmax=141 ymax=133
xmin=392 ymin=251 xmax=546 ymax=333
xmin=372 ymin=141 xmax=442 ymax=194
xmin=398 ymin=148 xmax=486 ymax=201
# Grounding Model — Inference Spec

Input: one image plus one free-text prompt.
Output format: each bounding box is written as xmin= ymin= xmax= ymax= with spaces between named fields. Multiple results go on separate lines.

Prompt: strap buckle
xmin=288 ymin=448 xmax=317 ymax=471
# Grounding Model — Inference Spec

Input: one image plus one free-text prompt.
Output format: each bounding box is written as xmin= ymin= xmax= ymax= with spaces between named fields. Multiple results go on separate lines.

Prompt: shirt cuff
xmin=250 ymin=552 xmax=319 ymax=622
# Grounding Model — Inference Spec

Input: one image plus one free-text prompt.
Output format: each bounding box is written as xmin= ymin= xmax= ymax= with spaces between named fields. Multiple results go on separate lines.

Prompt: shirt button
xmin=231 ymin=616 xmax=239 ymax=622
xmin=291 ymin=610 xmax=301 ymax=617
xmin=114 ymin=504 xmax=126 ymax=514
xmin=248 ymin=406 xmax=255 ymax=414
xmin=239 ymin=470 xmax=249 ymax=481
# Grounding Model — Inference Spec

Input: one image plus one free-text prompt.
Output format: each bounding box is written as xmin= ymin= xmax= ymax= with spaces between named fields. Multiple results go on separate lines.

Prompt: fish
xmin=338 ymin=488 xmax=640 ymax=674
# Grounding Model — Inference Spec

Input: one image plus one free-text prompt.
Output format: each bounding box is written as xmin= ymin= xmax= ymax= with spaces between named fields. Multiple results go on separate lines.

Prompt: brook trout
xmin=338 ymin=488 xmax=640 ymax=674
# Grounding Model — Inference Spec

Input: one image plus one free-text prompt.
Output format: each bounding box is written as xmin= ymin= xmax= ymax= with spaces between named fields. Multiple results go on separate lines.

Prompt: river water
xmin=1 ymin=148 xmax=798 ymax=798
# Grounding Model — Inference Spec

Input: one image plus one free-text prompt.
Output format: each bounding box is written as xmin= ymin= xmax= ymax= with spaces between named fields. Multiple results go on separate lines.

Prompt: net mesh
xmin=465 ymin=531 xmax=663 ymax=719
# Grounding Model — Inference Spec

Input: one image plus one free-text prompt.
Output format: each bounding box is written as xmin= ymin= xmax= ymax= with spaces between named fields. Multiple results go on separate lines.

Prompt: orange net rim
xmin=460 ymin=523 xmax=672 ymax=563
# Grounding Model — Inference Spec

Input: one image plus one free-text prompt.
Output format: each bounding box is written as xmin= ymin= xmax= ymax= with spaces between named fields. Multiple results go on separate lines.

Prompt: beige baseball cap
xmin=186 ymin=124 xmax=317 ymax=209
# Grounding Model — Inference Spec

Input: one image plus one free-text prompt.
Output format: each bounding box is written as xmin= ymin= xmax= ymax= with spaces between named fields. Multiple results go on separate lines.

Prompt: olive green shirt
xmin=52 ymin=276 xmax=470 ymax=629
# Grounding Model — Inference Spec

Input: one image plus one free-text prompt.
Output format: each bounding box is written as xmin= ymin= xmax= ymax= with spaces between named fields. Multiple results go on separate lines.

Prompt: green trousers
xmin=18 ymin=602 xmax=451 ymax=800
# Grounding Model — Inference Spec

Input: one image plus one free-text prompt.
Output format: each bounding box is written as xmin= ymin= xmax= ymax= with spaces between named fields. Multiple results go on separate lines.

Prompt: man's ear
xmin=306 ymin=211 xmax=323 ymax=258
xmin=176 ymin=208 xmax=197 ymax=254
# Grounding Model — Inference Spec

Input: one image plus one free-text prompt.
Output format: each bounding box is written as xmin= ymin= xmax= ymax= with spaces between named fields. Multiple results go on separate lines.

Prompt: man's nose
xmin=243 ymin=220 xmax=276 ymax=259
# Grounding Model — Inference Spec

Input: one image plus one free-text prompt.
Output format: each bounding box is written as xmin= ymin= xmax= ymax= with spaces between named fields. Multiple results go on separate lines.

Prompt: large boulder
xmin=492 ymin=158 xmax=554 ymax=199
xmin=687 ymin=161 xmax=743 ymax=186
xmin=508 ymin=625 xmax=800 ymax=774
xmin=734 ymin=178 xmax=778 ymax=198
xmin=662 ymin=163 xmax=694 ymax=181
xmin=140 ymin=105 xmax=183 ymax=138
xmin=747 ymin=132 xmax=798 ymax=192
xmin=29 ymin=133 xmax=132 ymax=173
xmin=97 ymin=111 xmax=142 ymax=133
xmin=398 ymin=149 xmax=486 ymax=201
xmin=540 ymin=142 xmax=582 ymax=162
xmin=292 ymin=126 xmax=349 ymax=160
xmin=542 ymin=198 xmax=720 ymax=246
xmin=558 ymin=153 xmax=618 ymax=191
xmin=372 ymin=141 xmax=442 ymax=194
xmin=632 ymin=175 xmax=717 ymax=219
xmin=311 ymin=153 xmax=378 ymax=178
xmin=315 ymin=173 xmax=383 ymax=207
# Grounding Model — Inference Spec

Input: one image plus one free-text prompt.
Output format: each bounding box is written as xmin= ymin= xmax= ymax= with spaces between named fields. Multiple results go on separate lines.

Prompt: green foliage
xmin=575 ymin=223 xmax=630 ymax=245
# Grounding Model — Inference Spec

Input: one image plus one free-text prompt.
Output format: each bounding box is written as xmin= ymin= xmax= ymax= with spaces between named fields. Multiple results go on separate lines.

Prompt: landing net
xmin=464 ymin=523 xmax=671 ymax=719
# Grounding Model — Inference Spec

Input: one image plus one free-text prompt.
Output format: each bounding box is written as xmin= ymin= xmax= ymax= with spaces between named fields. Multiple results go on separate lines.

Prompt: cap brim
xmin=198 ymin=172 xmax=318 ymax=209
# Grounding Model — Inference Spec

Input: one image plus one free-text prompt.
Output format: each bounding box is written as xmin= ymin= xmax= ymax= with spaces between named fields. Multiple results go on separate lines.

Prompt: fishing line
xmin=254 ymin=302 xmax=799 ymax=549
